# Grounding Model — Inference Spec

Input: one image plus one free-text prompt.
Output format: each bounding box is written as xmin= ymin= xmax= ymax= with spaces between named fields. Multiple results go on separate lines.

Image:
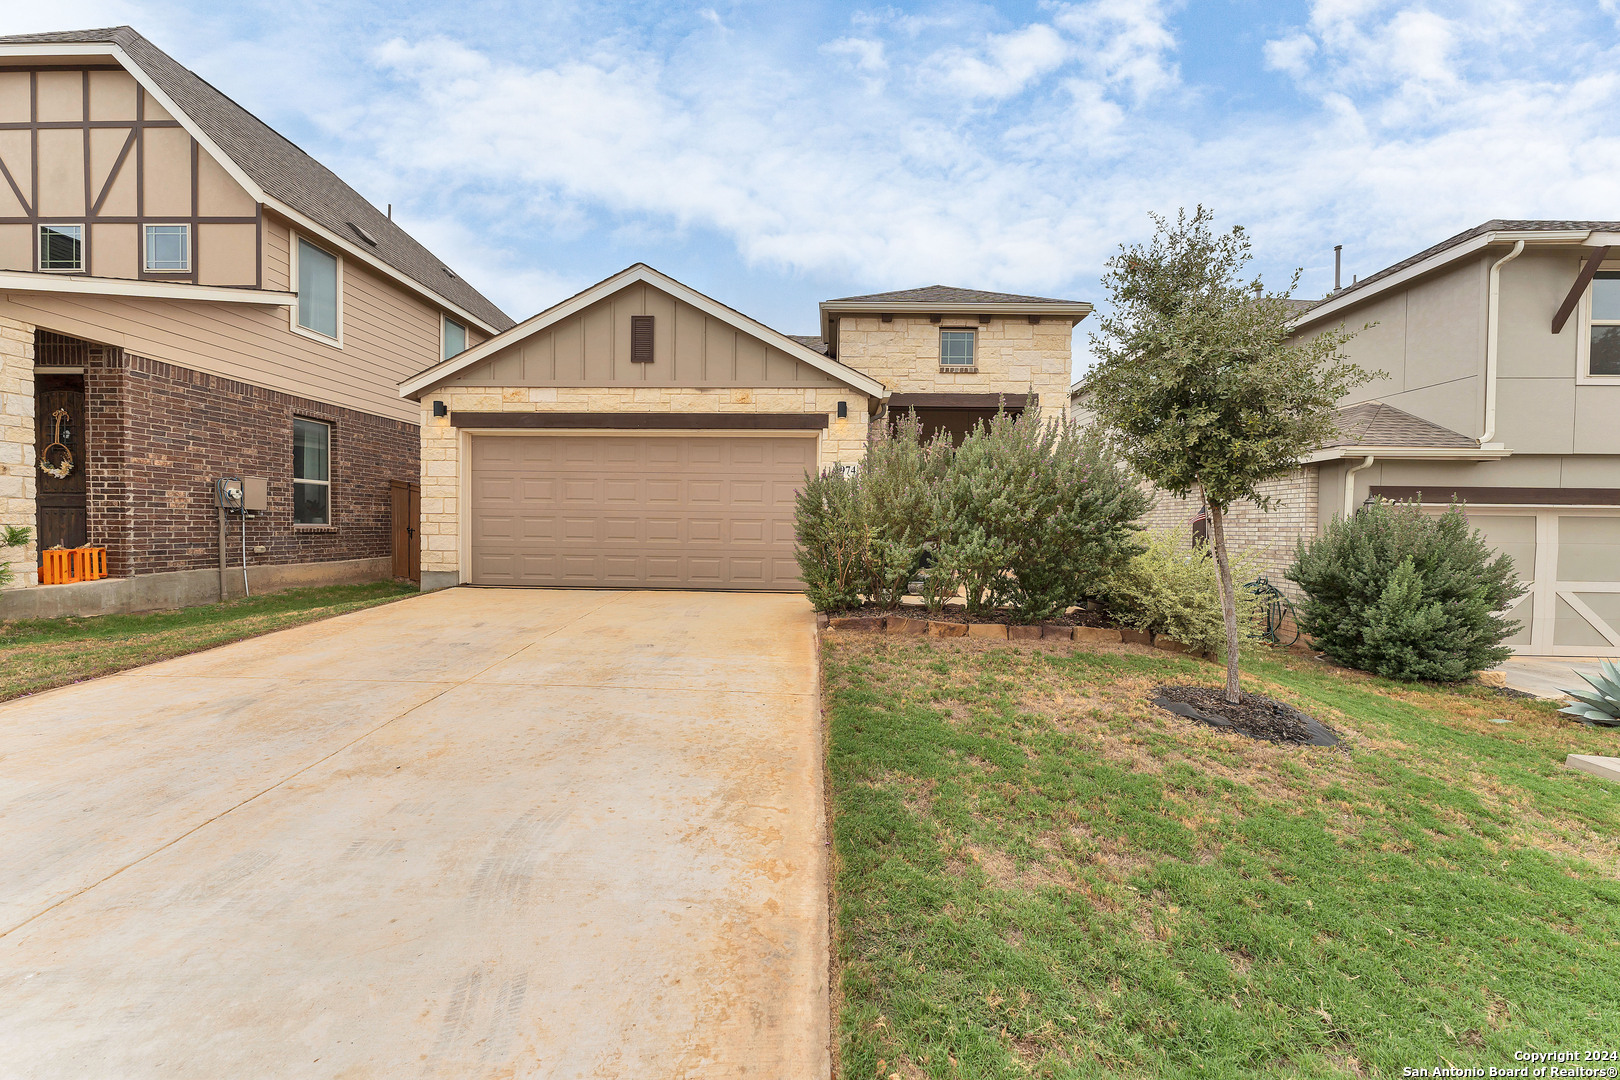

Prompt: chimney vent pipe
xmin=1334 ymin=244 xmax=1343 ymax=291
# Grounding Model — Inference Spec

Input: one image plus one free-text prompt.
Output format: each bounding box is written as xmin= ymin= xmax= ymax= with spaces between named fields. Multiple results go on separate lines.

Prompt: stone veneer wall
xmin=0 ymin=315 xmax=36 ymax=588
xmin=418 ymin=386 xmax=870 ymax=577
xmin=1139 ymin=467 xmax=1322 ymax=596
xmin=86 ymin=351 xmax=417 ymax=577
xmin=833 ymin=315 xmax=1072 ymax=416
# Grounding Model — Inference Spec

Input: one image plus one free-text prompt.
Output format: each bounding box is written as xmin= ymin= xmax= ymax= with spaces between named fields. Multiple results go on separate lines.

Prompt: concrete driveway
xmin=0 ymin=588 xmax=828 ymax=1078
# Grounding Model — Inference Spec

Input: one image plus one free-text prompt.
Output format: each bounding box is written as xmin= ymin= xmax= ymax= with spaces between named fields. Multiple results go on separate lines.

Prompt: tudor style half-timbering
xmin=0 ymin=27 xmax=512 ymax=616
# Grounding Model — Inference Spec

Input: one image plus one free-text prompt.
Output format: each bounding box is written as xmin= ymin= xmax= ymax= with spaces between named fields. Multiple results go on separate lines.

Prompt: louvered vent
xmin=630 ymin=315 xmax=655 ymax=363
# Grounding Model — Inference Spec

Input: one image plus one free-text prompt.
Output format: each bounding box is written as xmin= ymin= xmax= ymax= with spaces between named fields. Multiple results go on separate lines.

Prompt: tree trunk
xmin=1206 ymin=501 xmax=1243 ymax=704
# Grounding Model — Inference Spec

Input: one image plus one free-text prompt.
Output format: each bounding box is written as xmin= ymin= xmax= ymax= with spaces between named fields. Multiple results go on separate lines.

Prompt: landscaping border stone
xmin=817 ymin=612 xmax=1212 ymax=661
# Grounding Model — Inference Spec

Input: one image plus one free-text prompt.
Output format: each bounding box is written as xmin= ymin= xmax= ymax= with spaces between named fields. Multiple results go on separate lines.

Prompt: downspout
xmin=1482 ymin=239 xmax=1525 ymax=446
xmin=1344 ymin=454 xmax=1374 ymax=519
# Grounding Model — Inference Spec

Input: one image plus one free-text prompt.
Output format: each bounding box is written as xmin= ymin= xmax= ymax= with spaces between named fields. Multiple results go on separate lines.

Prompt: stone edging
xmin=815 ymin=612 xmax=1205 ymax=656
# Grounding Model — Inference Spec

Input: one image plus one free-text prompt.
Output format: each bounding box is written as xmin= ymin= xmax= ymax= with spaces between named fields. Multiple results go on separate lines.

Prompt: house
xmin=0 ymin=27 xmax=512 ymax=617
xmin=400 ymin=266 xmax=1089 ymax=591
xmin=1095 ymin=220 xmax=1620 ymax=657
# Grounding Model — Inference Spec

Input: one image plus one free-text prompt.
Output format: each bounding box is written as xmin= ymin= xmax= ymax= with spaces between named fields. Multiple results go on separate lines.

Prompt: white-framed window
xmin=1580 ymin=270 xmax=1620 ymax=382
xmin=38 ymin=224 xmax=83 ymax=272
xmin=143 ymin=224 xmax=190 ymax=273
xmin=292 ymin=417 xmax=331 ymax=526
xmin=442 ymin=315 xmax=467 ymax=360
xmin=291 ymin=234 xmax=342 ymax=344
xmin=940 ymin=328 xmax=976 ymax=368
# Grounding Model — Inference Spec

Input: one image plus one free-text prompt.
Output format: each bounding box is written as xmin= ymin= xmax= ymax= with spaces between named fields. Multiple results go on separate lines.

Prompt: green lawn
xmin=824 ymin=635 xmax=1620 ymax=1079
xmin=0 ymin=580 xmax=417 ymax=703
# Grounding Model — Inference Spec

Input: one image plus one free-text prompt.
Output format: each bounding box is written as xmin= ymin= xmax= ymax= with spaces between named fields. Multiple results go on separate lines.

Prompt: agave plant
xmin=1558 ymin=659 xmax=1620 ymax=727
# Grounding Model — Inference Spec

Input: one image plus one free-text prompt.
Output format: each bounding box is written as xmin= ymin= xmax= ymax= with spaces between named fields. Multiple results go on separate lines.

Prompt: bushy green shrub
xmin=1286 ymin=501 xmax=1522 ymax=682
xmin=934 ymin=409 xmax=1150 ymax=621
xmin=1099 ymin=527 xmax=1263 ymax=655
xmin=0 ymin=525 xmax=29 ymax=591
xmin=858 ymin=415 xmax=946 ymax=608
xmin=793 ymin=467 xmax=867 ymax=612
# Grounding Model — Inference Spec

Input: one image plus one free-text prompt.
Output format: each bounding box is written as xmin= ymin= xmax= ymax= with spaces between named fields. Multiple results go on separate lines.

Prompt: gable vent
xmin=630 ymin=315 xmax=655 ymax=363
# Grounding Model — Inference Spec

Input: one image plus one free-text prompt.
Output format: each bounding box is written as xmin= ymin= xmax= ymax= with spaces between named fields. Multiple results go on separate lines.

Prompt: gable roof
xmin=400 ymin=263 xmax=889 ymax=400
xmin=0 ymin=26 xmax=513 ymax=333
xmin=818 ymin=285 xmax=1092 ymax=350
xmin=1296 ymin=220 xmax=1620 ymax=330
xmin=1326 ymin=401 xmax=1477 ymax=450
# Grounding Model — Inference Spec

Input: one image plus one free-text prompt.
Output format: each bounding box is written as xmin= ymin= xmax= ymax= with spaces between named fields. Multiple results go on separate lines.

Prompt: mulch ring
xmin=1153 ymin=685 xmax=1340 ymax=747
xmin=825 ymin=602 xmax=1127 ymax=628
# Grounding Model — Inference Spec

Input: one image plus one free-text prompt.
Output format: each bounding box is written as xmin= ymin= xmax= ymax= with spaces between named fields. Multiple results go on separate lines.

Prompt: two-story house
xmin=400 ymin=266 xmax=1088 ymax=592
xmin=1116 ymin=221 xmax=1620 ymax=657
xmin=0 ymin=27 xmax=512 ymax=618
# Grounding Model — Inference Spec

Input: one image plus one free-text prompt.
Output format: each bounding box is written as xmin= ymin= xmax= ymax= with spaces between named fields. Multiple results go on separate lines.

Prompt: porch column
xmin=0 ymin=316 xmax=37 ymax=588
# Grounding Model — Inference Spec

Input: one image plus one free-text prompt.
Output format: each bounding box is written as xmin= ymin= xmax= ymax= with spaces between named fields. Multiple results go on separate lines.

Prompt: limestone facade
xmin=0 ymin=316 xmax=36 ymax=588
xmin=417 ymin=385 xmax=871 ymax=576
xmin=833 ymin=315 xmax=1073 ymax=416
xmin=1139 ymin=467 xmax=1322 ymax=595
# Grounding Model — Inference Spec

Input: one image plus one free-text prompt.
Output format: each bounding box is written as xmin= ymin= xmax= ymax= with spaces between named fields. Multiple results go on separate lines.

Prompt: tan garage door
xmin=1462 ymin=510 xmax=1620 ymax=657
xmin=469 ymin=434 xmax=814 ymax=590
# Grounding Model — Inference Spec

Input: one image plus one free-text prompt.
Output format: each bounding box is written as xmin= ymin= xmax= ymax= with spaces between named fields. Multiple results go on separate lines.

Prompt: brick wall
xmin=418 ymin=385 xmax=869 ymax=576
xmin=834 ymin=315 xmax=1072 ymax=417
xmin=1140 ymin=468 xmax=1321 ymax=595
xmin=0 ymin=315 xmax=36 ymax=588
xmin=87 ymin=350 xmax=417 ymax=577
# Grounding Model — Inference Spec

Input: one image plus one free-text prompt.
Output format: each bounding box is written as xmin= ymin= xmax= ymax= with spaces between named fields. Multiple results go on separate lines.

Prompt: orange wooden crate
xmin=41 ymin=547 xmax=107 ymax=585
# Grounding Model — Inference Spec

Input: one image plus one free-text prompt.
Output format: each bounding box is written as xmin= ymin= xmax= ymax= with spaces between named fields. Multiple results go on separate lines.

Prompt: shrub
xmin=858 ymin=414 xmax=947 ymax=609
xmin=1099 ymin=527 xmax=1263 ymax=655
xmin=793 ymin=467 xmax=868 ymax=612
xmin=1286 ymin=500 xmax=1523 ymax=682
xmin=0 ymin=525 xmax=29 ymax=591
xmin=935 ymin=409 xmax=1150 ymax=621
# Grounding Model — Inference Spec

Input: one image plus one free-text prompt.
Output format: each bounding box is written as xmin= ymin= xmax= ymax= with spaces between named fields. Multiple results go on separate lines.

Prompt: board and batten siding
xmin=440 ymin=282 xmax=838 ymax=389
xmin=0 ymin=213 xmax=459 ymax=425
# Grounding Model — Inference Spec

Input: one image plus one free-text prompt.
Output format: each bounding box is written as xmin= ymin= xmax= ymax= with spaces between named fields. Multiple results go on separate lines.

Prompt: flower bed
xmin=817 ymin=608 xmax=1195 ymax=651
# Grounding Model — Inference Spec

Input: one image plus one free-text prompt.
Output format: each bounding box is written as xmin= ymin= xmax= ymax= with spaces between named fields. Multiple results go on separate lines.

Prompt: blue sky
xmin=12 ymin=0 xmax=1620 ymax=374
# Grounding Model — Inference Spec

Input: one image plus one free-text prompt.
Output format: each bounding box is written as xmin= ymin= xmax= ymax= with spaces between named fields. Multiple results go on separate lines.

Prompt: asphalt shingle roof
xmin=0 ymin=26 xmax=514 ymax=331
xmin=786 ymin=335 xmax=830 ymax=355
xmin=1311 ymin=220 xmax=1620 ymax=313
xmin=825 ymin=285 xmax=1083 ymax=305
xmin=1328 ymin=401 xmax=1476 ymax=449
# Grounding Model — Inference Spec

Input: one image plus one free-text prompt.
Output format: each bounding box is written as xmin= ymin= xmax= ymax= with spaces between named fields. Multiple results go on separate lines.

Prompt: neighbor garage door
xmin=1463 ymin=509 xmax=1620 ymax=656
xmin=469 ymin=434 xmax=815 ymax=589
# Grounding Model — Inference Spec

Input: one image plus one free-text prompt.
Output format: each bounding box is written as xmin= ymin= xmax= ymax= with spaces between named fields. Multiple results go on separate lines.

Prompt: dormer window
xmin=940 ymin=328 xmax=976 ymax=370
xmin=38 ymin=225 xmax=83 ymax=272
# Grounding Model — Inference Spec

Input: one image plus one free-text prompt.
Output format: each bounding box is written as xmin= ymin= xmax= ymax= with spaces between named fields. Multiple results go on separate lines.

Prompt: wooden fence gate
xmin=390 ymin=479 xmax=421 ymax=584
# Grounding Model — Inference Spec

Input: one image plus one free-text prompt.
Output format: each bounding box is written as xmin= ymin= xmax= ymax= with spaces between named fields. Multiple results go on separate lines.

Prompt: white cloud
xmin=928 ymin=23 xmax=1072 ymax=100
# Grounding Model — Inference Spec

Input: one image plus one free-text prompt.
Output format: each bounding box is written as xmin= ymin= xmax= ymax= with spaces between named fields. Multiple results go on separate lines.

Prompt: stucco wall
xmin=0 ymin=315 xmax=35 ymax=588
xmin=1318 ymin=453 xmax=1620 ymax=533
xmin=833 ymin=316 xmax=1071 ymax=416
xmin=416 ymin=386 xmax=870 ymax=577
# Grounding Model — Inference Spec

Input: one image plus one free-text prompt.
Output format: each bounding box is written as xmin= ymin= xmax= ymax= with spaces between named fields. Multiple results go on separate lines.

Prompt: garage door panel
xmin=470 ymin=435 xmax=812 ymax=589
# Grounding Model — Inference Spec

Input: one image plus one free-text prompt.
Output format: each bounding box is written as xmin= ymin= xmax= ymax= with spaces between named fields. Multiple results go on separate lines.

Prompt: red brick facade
xmin=85 ymin=347 xmax=416 ymax=578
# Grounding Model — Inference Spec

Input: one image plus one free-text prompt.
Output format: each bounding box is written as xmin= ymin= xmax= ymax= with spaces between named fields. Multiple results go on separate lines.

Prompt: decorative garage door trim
xmin=453 ymin=411 xmax=829 ymax=430
xmin=466 ymin=433 xmax=815 ymax=591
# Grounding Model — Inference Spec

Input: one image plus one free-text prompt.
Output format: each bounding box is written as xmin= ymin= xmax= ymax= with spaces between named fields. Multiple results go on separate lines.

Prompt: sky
xmin=8 ymin=0 xmax=1620 ymax=376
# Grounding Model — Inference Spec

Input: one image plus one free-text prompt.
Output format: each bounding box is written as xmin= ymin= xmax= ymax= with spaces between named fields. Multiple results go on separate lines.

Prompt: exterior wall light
xmin=837 ymin=401 xmax=848 ymax=419
xmin=432 ymin=400 xmax=448 ymax=417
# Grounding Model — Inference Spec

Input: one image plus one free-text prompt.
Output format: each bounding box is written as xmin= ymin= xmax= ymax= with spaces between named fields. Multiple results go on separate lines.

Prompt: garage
xmin=468 ymin=433 xmax=815 ymax=589
xmin=400 ymin=264 xmax=884 ymax=592
xmin=1464 ymin=509 xmax=1620 ymax=657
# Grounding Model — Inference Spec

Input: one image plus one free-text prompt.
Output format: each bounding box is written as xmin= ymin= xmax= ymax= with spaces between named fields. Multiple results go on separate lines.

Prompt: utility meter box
xmin=217 ymin=476 xmax=243 ymax=510
xmin=241 ymin=476 xmax=267 ymax=512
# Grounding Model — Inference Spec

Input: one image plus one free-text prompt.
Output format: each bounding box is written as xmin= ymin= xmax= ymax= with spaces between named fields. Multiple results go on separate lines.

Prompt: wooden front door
xmin=35 ymin=376 xmax=87 ymax=558
xmin=390 ymin=480 xmax=421 ymax=583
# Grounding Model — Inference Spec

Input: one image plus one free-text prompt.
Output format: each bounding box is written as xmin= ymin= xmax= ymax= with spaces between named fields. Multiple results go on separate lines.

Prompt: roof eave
xmin=0 ymin=271 xmax=293 ymax=305
xmin=1302 ymin=445 xmax=1514 ymax=464
xmin=818 ymin=299 xmax=1093 ymax=347
xmin=1292 ymin=228 xmax=1599 ymax=331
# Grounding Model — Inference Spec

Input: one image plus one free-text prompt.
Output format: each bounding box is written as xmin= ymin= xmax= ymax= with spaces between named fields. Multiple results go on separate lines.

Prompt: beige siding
xmin=34 ymin=70 xmax=82 ymax=123
xmin=442 ymin=281 xmax=839 ymax=389
xmin=1319 ymin=454 xmax=1620 ymax=533
xmin=91 ymin=223 xmax=139 ymax=278
xmin=0 ymin=236 xmax=446 ymax=424
xmin=36 ymin=129 xmax=85 ymax=218
xmin=197 ymin=223 xmax=258 ymax=286
xmin=87 ymin=70 xmax=138 ymax=121
xmin=834 ymin=315 xmax=1073 ymax=416
xmin=0 ymin=73 xmax=28 ymax=123
xmin=0 ymin=224 xmax=28 ymax=271
xmin=141 ymin=126 xmax=192 ymax=219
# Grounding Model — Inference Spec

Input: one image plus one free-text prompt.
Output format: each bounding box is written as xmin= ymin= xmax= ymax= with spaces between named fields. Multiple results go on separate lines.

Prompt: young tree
xmin=1081 ymin=207 xmax=1374 ymax=702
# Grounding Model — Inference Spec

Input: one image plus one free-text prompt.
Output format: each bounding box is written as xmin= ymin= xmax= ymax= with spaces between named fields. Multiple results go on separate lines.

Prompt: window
xmin=296 ymin=238 xmax=339 ymax=340
xmin=442 ymin=316 xmax=467 ymax=360
xmin=940 ymin=329 xmax=976 ymax=368
xmin=143 ymin=224 xmax=190 ymax=272
xmin=293 ymin=418 xmax=331 ymax=525
xmin=38 ymin=225 xmax=83 ymax=272
xmin=1589 ymin=272 xmax=1620 ymax=377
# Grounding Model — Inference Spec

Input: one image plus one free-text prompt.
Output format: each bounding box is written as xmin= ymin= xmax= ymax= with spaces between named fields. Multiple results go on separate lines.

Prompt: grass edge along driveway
xmin=824 ymin=634 xmax=1620 ymax=1080
xmin=0 ymin=580 xmax=417 ymax=703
